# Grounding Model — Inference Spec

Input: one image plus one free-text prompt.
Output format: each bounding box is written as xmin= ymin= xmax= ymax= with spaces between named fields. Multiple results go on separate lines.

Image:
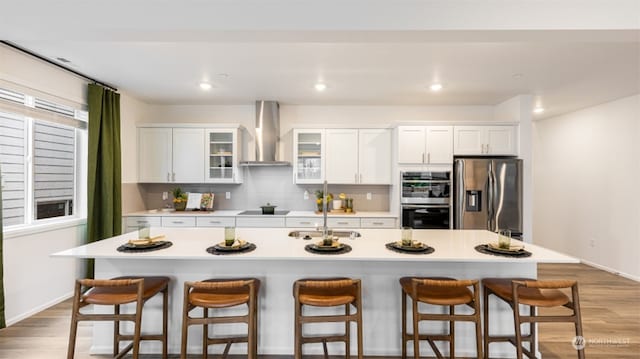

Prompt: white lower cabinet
xmin=327 ymin=217 xmax=360 ymax=229
xmin=360 ymin=217 xmax=396 ymax=228
xmin=235 ymin=217 xmax=286 ymax=228
xmin=286 ymin=217 xmax=323 ymax=228
xmin=161 ymin=217 xmax=196 ymax=227
xmin=196 ymin=217 xmax=236 ymax=227
xmin=125 ymin=216 xmax=162 ymax=233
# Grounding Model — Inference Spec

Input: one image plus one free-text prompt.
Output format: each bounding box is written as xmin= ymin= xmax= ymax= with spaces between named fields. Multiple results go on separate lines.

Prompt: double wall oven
xmin=401 ymin=171 xmax=451 ymax=229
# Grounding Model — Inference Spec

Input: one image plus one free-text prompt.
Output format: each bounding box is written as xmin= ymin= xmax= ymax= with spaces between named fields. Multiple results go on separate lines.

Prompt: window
xmin=0 ymin=88 xmax=86 ymax=228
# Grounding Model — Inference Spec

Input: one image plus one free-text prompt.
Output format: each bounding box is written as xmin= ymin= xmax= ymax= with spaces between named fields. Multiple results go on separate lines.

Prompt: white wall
xmin=533 ymin=94 xmax=640 ymax=280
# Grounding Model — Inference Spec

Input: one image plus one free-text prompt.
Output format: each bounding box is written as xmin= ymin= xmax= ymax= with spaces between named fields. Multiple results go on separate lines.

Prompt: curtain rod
xmin=1 ymin=40 xmax=118 ymax=92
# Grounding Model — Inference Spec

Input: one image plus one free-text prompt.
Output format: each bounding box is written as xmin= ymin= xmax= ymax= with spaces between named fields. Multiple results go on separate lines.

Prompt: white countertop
xmin=125 ymin=210 xmax=397 ymax=218
xmin=52 ymin=228 xmax=577 ymax=264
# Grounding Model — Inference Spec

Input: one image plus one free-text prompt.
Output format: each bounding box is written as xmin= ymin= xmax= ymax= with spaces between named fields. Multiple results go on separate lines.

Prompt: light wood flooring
xmin=0 ymin=263 xmax=637 ymax=358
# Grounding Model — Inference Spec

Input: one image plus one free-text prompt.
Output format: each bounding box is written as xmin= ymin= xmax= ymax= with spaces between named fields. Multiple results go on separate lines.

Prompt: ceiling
xmin=2 ymin=1 xmax=639 ymax=120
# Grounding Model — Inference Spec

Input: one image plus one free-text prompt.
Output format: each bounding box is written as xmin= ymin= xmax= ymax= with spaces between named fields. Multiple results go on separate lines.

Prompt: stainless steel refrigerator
xmin=453 ymin=158 xmax=523 ymax=238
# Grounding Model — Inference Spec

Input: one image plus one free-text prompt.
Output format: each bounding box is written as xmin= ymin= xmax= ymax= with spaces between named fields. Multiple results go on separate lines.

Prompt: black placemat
xmin=117 ymin=241 xmax=173 ymax=253
xmin=207 ymin=243 xmax=256 ymax=255
xmin=475 ymin=244 xmax=532 ymax=258
xmin=304 ymin=243 xmax=352 ymax=255
xmin=385 ymin=242 xmax=435 ymax=255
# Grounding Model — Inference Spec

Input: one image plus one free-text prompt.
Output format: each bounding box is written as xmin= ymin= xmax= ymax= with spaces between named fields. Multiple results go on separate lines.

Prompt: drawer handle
xmin=172 ymin=221 xmax=184 ymax=224
xmin=300 ymin=221 xmax=311 ymax=225
xmin=372 ymin=222 xmax=384 ymax=225
xmin=337 ymin=221 xmax=348 ymax=225
xmin=209 ymin=220 xmax=221 ymax=224
xmin=136 ymin=221 xmax=148 ymax=224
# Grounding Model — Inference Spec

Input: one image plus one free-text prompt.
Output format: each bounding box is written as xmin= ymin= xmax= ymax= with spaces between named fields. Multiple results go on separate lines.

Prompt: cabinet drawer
xmin=360 ymin=217 xmax=396 ymax=228
xmin=196 ymin=217 xmax=236 ymax=227
xmin=161 ymin=216 xmax=196 ymax=227
xmin=236 ymin=217 xmax=286 ymax=228
xmin=286 ymin=217 xmax=322 ymax=228
xmin=125 ymin=216 xmax=162 ymax=228
xmin=327 ymin=217 xmax=360 ymax=228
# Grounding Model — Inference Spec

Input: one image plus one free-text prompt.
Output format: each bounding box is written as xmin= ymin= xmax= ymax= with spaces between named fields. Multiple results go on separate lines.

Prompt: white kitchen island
xmin=52 ymin=228 xmax=578 ymax=357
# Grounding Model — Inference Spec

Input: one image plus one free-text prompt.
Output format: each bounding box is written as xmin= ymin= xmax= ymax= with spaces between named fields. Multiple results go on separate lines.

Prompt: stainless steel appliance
xmin=453 ymin=157 xmax=523 ymax=237
xmin=401 ymin=171 xmax=451 ymax=229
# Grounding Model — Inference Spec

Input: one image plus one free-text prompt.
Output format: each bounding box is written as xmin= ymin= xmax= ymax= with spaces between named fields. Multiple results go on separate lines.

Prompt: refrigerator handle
xmin=487 ymin=162 xmax=494 ymax=231
xmin=454 ymin=159 xmax=465 ymax=227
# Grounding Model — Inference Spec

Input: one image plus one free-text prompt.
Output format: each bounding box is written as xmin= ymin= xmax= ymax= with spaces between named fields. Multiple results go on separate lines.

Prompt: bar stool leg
xmin=449 ymin=305 xmax=455 ymax=358
xmin=401 ymin=290 xmax=407 ymax=359
xmin=294 ymin=301 xmax=302 ymax=359
xmin=162 ymin=287 xmax=169 ymax=359
xmin=345 ymin=303 xmax=351 ymax=359
xmin=112 ymin=304 xmax=120 ymax=357
xmin=356 ymin=292 xmax=363 ymax=359
xmin=572 ymin=284 xmax=585 ymax=359
xmin=66 ymin=281 xmax=82 ymax=359
xmin=529 ymin=305 xmax=536 ymax=357
xmin=180 ymin=283 xmax=190 ymax=359
xmin=202 ymin=308 xmax=209 ymax=359
xmin=483 ymin=288 xmax=490 ymax=359
xmin=133 ymin=299 xmax=144 ymax=359
xmin=412 ymin=297 xmax=420 ymax=359
xmin=513 ymin=302 xmax=524 ymax=358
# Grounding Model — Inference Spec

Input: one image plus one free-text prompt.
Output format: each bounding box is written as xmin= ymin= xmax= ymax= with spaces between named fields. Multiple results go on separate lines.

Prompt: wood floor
xmin=0 ymin=263 xmax=637 ymax=358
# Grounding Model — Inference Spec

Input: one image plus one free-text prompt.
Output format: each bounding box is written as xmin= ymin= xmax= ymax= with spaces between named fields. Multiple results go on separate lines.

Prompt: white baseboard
xmin=6 ymin=291 xmax=74 ymax=327
xmin=580 ymin=259 xmax=640 ymax=282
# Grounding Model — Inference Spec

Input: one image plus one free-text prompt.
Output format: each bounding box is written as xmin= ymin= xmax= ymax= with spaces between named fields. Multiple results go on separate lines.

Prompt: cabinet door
xmin=206 ymin=129 xmax=238 ymax=183
xmin=172 ymin=128 xmax=205 ymax=182
xmin=397 ymin=126 xmax=426 ymax=164
xmin=358 ymin=129 xmax=391 ymax=184
xmin=453 ymin=126 xmax=484 ymax=155
xmin=138 ymin=128 xmax=172 ymax=182
xmin=293 ymin=129 xmax=324 ymax=184
xmin=425 ymin=126 xmax=453 ymax=164
xmin=325 ymin=129 xmax=358 ymax=184
xmin=486 ymin=126 xmax=517 ymax=155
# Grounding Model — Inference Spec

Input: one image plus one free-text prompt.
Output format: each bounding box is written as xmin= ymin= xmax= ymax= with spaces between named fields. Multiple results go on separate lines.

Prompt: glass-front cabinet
xmin=293 ymin=129 xmax=324 ymax=183
xmin=205 ymin=128 xmax=242 ymax=183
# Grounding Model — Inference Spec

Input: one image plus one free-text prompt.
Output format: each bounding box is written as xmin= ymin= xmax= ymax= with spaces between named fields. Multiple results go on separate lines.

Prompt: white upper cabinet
xmin=325 ymin=129 xmax=359 ymax=183
xmin=172 ymin=128 xmax=205 ymax=182
xmin=358 ymin=129 xmax=391 ymax=184
xmin=138 ymin=128 xmax=172 ymax=182
xmin=205 ymin=128 xmax=242 ymax=183
xmin=397 ymin=126 xmax=453 ymax=164
xmin=453 ymin=125 xmax=517 ymax=155
xmin=325 ymin=128 xmax=391 ymax=184
xmin=138 ymin=127 xmax=205 ymax=183
xmin=293 ymin=129 xmax=324 ymax=184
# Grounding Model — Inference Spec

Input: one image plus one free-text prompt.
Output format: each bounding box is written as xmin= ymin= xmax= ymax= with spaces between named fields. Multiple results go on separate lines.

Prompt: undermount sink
xmin=288 ymin=230 xmax=361 ymax=239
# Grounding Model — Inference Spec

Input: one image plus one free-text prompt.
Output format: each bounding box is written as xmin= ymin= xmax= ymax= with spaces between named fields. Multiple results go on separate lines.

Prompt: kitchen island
xmin=52 ymin=228 xmax=577 ymax=357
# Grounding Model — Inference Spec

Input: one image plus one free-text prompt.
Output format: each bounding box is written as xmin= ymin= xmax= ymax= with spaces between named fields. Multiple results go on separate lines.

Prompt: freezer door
xmin=489 ymin=159 xmax=523 ymax=235
xmin=454 ymin=158 xmax=490 ymax=229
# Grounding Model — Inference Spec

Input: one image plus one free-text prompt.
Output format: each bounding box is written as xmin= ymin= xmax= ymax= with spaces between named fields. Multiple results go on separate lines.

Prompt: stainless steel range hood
xmin=240 ymin=100 xmax=290 ymax=166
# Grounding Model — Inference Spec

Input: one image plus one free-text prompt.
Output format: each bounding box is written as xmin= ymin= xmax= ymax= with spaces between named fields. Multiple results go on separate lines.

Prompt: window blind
xmin=33 ymin=120 xmax=75 ymax=206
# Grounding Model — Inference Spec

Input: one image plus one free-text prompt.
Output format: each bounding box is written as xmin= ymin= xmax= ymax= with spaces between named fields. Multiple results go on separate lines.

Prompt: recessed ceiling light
xmin=430 ymin=83 xmax=443 ymax=92
xmin=315 ymin=83 xmax=327 ymax=92
xmin=199 ymin=82 xmax=212 ymax=91
xmin=533 ymin=107 xmax=545 ymax=114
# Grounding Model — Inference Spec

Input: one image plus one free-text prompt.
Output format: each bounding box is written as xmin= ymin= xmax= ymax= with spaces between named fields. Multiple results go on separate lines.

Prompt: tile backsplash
xmin=139 ymin=166 xmax=391 ymax=213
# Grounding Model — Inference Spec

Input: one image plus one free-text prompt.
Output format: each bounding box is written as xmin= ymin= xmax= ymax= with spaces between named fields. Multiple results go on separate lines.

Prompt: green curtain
xmin=0 ymin=165 xmax=6 ymax=329
xmin=86 ymin=84 xmax=122 ymax=279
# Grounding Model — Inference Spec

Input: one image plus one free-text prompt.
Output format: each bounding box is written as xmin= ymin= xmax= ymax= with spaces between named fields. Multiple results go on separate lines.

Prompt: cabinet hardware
xmin=427 ymin=153 xmax=431 ymax=163
xmin=372 ymin=222 xmax=384 ymax=225
xmin=167 ymin=173 xmax=170 ymax=181
xmin=209 ymin=221 xmax=220 ymax=224
xmin=355 ymin=173 xmax=358 ymax=183
xmin=359 ymin=173 xmax=363 ymax=183
xmin=136 ymin=221 xmax=148 ymax=224
xmin=172 ymin=172 xmax=176 ymax=181
xmin=300 ymin=221 xmax=311 ymax=225
xmin=422 ymin=153 xmax=425 ymax=163
xmin=337 ymin=221 xmax=349 ymax=225
xmin=172 ymin=221 xmax=183 ymax=224
xmin=485 ymin=144 xmax=490 ymax=154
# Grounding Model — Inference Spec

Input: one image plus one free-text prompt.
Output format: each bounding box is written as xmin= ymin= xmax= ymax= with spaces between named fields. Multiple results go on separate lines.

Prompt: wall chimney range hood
xmin=240 ymin=100 xmax=290 ymax=166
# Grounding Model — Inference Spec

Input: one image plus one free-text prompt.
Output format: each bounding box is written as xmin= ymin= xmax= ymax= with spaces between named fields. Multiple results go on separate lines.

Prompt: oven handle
xmin=402 ymin=205 xmax=450 ymax=209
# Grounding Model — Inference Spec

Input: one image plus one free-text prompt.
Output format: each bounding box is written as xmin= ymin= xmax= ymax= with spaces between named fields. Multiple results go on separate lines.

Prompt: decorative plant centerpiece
xmin=314 ymin=190 xmax=333 ymax=212
xmin=172 ymin=187 xmax=188 ymax=211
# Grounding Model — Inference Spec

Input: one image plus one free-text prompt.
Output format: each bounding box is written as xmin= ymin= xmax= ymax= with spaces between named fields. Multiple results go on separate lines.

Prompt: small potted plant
xmin=314 ymin=190 xmax=333 ymax=212
xmin=172 ymin=187 xmax=188 ymax=211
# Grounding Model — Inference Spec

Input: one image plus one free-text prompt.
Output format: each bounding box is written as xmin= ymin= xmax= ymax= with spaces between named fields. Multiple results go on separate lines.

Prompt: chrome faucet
xmin=322 ymin=180 xmax=329 ymax=238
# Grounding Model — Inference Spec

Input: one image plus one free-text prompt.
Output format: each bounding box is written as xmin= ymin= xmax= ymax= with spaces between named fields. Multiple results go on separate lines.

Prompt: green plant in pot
xmin=314 ymin=190 xmax=333 ymax=212
xmin=172 ymin=187 xmax=188 ymax=211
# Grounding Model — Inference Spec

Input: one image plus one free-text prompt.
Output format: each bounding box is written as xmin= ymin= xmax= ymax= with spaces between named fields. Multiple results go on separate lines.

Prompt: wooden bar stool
xmin=180 ymin=278 xmax=260 ymax=359
xmin=482 ymin=278 xmax=584 ymax=359
xmin=67 ymin=276 xmax=170 ymax=359
xmin=293 ymin=278 xmax=363 ymax=359
xmin=400 ymin=277 xmax=482 ymax=359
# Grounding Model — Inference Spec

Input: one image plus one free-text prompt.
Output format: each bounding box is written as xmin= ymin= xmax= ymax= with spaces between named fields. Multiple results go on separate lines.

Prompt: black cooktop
xmin=237 ymin=210 xmax=290 ymax=216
